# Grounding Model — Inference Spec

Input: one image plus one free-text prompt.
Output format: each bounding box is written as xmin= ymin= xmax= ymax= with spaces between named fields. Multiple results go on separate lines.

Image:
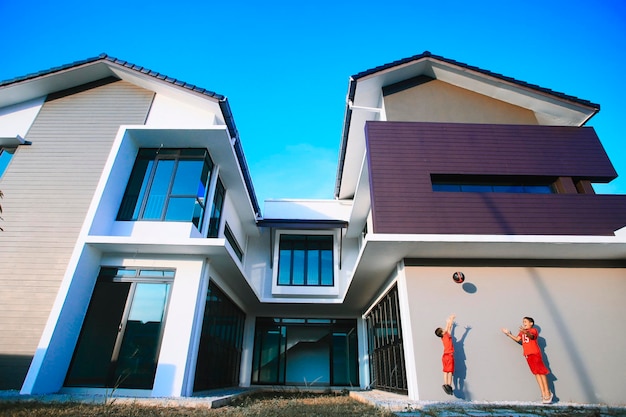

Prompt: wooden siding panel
xmin=0 ymin=80 xmax=154 ymax=389
xmin=366 ymin=121 xmax=626 ymax=236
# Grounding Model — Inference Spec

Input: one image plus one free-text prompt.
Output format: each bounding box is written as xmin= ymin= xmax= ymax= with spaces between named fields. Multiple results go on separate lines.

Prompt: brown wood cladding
xmin=366 ymin=121 xmax=626 ymax=235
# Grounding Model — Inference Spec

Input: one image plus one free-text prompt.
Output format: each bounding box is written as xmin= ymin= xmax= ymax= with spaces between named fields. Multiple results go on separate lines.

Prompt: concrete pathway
xmin=351 ymin=389 xmax=626 ymax=416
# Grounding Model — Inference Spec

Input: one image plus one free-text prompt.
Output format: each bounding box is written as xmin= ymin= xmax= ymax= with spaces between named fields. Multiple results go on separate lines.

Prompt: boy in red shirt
xmin=435 ymin=314 xmax=455 ymax=395
xmin=502 ymin=316 xmax=553 ymax=403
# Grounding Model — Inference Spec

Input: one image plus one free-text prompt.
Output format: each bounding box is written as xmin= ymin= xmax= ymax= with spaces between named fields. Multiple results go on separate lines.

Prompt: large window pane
xmin=252 ymin=318 xmax=358 ymax=387
xmin=114 ymin=283 xmax=170 ymax=389
xmin=65 ymin=268 xmax=173 ymax=389
xmin=117 ymin=149 xmax=214 ymax=227
xmin=165 ymin=197 xmax=197 ymax=222
xmin=143 ymin=159 xmax=175 ymax=220
xmin=277 ymin=235 xmax=334 ymax=286
xmin=171 ymin=160 xmax=204 ymax=195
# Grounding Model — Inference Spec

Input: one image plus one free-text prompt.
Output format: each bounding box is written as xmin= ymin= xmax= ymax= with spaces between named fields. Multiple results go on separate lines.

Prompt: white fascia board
xmin=363 ymin=232 xmax=626 ymax=261
xmin=345 ymin=151 xmax=370 ymax=238
xmin=0 ymin=63 xmax=115 ymax=108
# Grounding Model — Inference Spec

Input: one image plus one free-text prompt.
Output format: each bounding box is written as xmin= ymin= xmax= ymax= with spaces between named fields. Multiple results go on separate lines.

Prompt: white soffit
xmin=352 ymin=58 xmax=596 ymax=126
xmin=0 ymin=63 xmax=114 ymax=108
xmin=108 ymin=65 xmax=224 ymax=120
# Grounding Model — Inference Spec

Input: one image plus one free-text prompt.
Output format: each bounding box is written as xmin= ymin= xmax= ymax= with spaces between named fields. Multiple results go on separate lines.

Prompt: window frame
xmin=431 ymin=174 xmax=556 ymax=194
xmin=271 ymin=229 xmax=340 ymax=298
xmin=117 ymin=148 xmax=214 ymax=229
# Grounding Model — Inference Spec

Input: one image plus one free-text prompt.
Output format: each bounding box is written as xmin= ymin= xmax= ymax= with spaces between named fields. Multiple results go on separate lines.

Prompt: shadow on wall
xmin=535 ymin=326 xmax=558 ymax=402
xmin=529 ymin=268 xmax=596 ymax=403
xmin=452 ymin=322 xmax=472 ymax=400
xmin=0 ymin=354 xmax=32 ymax=390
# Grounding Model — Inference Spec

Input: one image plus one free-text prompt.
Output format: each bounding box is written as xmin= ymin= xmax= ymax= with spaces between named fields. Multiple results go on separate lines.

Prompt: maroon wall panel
xmin=365 ymin=121 xmax=626 ymax=236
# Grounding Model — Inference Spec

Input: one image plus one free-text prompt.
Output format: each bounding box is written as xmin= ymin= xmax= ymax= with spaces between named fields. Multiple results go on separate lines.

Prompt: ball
xmin=452 ymin=271 xmax=465 ymax=284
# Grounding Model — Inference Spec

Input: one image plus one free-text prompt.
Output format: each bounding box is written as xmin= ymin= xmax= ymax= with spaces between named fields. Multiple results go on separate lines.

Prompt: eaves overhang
xmin=0 ymin=134 xmax=31 ymax=146
xmin=343 ymin=233 xmax=626 ymax=311
xmin=334 ymin=51 xmax=601 ymax=200
xmin=0 ymin=54 xmax=261 ymax=216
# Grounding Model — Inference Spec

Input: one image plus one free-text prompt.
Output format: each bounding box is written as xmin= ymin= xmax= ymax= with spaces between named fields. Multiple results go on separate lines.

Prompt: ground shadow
xmin=452 ymin=322 xmax=472 ymax=400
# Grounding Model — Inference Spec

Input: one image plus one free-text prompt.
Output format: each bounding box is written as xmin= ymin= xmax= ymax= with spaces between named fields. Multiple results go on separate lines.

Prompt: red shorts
xmin=525 ymin=353 xmax=549 ymax=375
xmin=442 ymin=353 xmax=454 ymax=373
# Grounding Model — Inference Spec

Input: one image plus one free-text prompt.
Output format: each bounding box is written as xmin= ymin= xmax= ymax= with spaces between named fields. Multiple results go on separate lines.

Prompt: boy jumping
xmin=502 ymin=316 xmax=553 ymax=403
xmin=435 ymin=314 xmax=455 ymax=395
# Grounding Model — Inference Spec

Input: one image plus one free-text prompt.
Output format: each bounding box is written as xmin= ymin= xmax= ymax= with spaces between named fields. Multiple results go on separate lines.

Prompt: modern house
xmin=1 ymin=52 xmax=625 ymax=405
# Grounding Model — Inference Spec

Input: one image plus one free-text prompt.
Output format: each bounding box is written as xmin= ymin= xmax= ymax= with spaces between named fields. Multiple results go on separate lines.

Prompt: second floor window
xmin=431 ymin=174 xmax=555 ymax=194
xmin=117 ymin=148 xmax=213 ymax=228
xmin=207 ymin=178 xmax=225 ymax=238
xmin=277 ymin=235 xmax=334 ymax=286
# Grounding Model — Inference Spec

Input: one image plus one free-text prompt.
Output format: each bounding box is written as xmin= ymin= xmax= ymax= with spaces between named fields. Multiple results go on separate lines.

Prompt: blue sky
xmin=1 ymin=0 xmax=625 ymax=207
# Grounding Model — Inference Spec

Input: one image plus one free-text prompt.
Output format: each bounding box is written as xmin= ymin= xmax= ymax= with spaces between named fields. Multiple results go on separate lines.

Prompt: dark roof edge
xmin=220 ymin=99 xmax=262 ymax=217
xmin=352 ymin=51 xmax=600 ymax=109
xmin=0 ymin=53 xmax=261 ymax=216
xmin=0 ymin=53 xmax=226 ymax=101
xmin=334 ymin=77 xmax=357 ymax=199
xmin=334 ymin=50 xmax=602 ymax=199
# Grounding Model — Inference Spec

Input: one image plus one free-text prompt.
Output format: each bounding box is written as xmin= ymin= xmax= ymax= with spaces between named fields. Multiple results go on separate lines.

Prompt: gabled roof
xmin=0 ymin=53 xmax=225 ymax=101
xmin=351 ymin=51 xmax=599 ymax=109
xmin=335 ymin=51 xmax=602 ymax=200
xmin=0 ymin=54 xmax=261 ymax=216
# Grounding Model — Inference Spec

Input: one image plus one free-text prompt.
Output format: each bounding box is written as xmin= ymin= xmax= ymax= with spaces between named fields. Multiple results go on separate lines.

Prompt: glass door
xmin=65 ymin=268 xmax=173 ymax=389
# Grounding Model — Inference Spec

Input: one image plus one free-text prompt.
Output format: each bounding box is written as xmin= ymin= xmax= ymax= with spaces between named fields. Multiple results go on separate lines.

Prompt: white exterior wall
xmin=145 ymin=93 xmax=218 ymax=128
xmin=400 ymin=265 xmax=626 ymax=405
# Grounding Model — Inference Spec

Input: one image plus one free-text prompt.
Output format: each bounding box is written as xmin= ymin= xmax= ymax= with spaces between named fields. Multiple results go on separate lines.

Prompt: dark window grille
xmin=193 ymin=281 xmax=246 ymax=391
xmin=365 ymin=284 xmax=407 ymax=394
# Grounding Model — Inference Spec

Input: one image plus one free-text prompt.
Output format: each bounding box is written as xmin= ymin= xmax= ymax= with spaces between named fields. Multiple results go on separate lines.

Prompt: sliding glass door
xmin=65 ymin=267 xmax=173 ymax=389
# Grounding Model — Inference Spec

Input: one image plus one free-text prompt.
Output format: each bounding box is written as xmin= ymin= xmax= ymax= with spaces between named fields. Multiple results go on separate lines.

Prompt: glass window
xmin=251 ymin=318 xmax=358 ymax=387
xmin=65 ymin=267 xmax=174 ymax=389
xmin=432 ymin=175 xmax=556 ymax=194
xmin=277 ymin=235 xmax=334 ymax=286
xmin=117 ymin=149 xmax=213 ymax=229
xmin=0 ymin=147 xmax=17 ymax=178
xmin=207 ymin=179 xmax=225 ymax=238
xmin=224 ymin=223 xmax=244 ymax=261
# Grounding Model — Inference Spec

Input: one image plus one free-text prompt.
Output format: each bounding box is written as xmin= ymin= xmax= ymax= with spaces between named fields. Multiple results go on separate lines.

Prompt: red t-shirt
xmin=442 ymin=332 xmax=454 ymax=354
xmin=518 ymin=327 xmax=540 ymax=356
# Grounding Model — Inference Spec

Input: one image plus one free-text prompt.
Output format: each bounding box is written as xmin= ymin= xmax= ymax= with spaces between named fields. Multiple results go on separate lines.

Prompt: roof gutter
xmin=219 ymin=99 xmax=261 ymax=217
xmin=334 ymin=77 xmax=357 ymax=199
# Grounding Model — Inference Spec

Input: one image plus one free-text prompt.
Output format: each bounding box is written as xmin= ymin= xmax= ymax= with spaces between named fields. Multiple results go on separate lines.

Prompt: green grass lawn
xmin=2 ymin=391 xmax=626 ymax=417
xmin=0 ymin=391 xmax=396 ymax=417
